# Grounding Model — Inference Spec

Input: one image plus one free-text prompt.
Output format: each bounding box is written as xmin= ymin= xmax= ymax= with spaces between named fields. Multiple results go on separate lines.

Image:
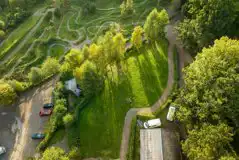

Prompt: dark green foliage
xmin=79 ymin=0 xmax=96 ymax=15
xmin=177 ymin=0 xmax=239 ymax=54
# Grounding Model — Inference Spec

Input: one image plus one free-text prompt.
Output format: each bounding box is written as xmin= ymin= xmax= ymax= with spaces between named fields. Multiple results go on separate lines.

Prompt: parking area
xmin=0 ymin=78 xmax=57 ymax=160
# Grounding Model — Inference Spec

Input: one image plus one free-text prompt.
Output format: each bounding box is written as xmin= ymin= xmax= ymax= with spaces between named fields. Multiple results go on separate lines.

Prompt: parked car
xmin=0 ymin=146 xmax=6 ymax=155
xmin=144 ymin=118 xmax=161 ymax=129
xmin=167 ymin=106 xmax=176 ymax=121
xmin=39 ymin=108 xmax=53 ymax=116
xmin=43 ymin=103 xmax=54 ymax=109
xmin=31 ymin=133 xmax=45 ymax=139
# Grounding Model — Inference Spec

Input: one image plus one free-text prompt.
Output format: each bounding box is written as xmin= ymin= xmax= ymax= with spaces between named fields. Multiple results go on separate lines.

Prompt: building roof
xmin=140 ymin=128 xmax=163 ymax=160
xmin=65 ymin=78 xmax=81 ymax=96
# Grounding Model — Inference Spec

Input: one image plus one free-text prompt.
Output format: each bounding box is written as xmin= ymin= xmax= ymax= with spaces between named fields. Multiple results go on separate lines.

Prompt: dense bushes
xmin=0 ymin=81 xmax=17 ymax=105
xmin=28 ymin=57 xmax=60 ymax=85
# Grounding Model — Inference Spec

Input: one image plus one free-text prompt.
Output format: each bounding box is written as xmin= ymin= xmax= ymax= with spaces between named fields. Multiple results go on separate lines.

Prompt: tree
xmin=102 ymin=31 xmax=114 ymax=65
xmin=182 ymin=124 xmax=233 ymax=160
xmin=131 ymin=26 xmax=144 ymax=50
xmin=74 ymin=60 xmax=104 ymax=99
xmin=120 ymin=0 xmax=134 ymax=16
xmin=176 ymin=37 xmax=239 ymax=128
xmin=0 ymin=20 xmax=5 ymax=29
xmin=0 ymin=81 xmax=16 ymax=105
xmin=65 ymin=49 xmax=84 ymax=69
xmin=40 ymin=147 xmax=69 ymax=160
xmin=41 ymin=57 xmax=60 ymax=77
xmin=144 ymin=9 xmax=169 ymax=41
xmin=63 ymin=113 xmax=74 ymax=127
xmin=219 ymin=156 xmax=237 ymax=160
xmin=112 ymin=33 xmax=126 ymax=62
xmin=28 ymin=67 xmax=43 ymax=84
xmin=0 ymin=30 xmax=5 ymax=40
xmin=176 ymin=0 xmax=238 ymax=53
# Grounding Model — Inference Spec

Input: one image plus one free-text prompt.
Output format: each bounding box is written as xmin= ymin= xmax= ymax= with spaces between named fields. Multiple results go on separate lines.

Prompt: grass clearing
xmin=69 ymin=40 xmax=168 ymax=159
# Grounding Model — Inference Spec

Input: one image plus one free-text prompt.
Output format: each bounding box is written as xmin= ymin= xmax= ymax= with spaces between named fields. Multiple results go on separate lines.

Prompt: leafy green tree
xmin=65 ymin=49 xmax=84 ymax=69
xmin=176 ymin=0 xmax=238 ymax=53
xmin=102 ymin=31 xmax=114 ymax=65
xmin=131 ymin=26 xmax=144 ymax=50
xmin=144 ymin=9 xmax=169 ymax=41
xmin=112 ymin=33 xmax=126 ymax=62
xmin=82 ymin=45 xmax=90 ymax=58
xmin=28 ymin=67 xmax=43 ymax=84
xmin=182 ymin=124 xmax=233 ymax=160
xmin=74 ymin=60 xmax=104 ymax=99
xmin=219 ymin=156 xmax=237 ymax=160
xmin=40 ymin=147 xmax=69 ymax=160
xmin=41 ymin=57 xmax=60 ymax=77
xmin=120 ymin=0 xmax=134 ymax=16
xmin=176 ymin=37 xmax=239 ymax=128
xmin=63 ymin=113 xmax=74 ymax=127
xmin=0 ymin=20 xmax=5 ymax=29
xmin=0 ymin=81 xmax=16 ymax=105
xmin=0 ymin=30 xmax=5 ymax=40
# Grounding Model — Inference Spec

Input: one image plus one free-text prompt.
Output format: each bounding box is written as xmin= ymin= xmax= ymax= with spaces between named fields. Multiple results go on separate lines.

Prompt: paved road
xmin=0 ymin=105 xmax=20 ymax=160
xmin=0 ymin=77 xmax=57 ymax=160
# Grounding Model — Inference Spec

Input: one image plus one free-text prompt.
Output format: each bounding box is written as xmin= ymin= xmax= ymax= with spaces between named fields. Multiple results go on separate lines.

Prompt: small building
xmin=65 ymin=78 xmax=81 ymax=97
xmin=140 ymin=128 xmax=163 ymax=160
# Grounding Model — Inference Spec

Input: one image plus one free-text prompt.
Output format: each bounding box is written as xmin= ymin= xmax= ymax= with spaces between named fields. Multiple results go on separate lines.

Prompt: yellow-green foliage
xmin=0 ymin=81 xmax=17 ymax=105
xmin=131 ymin=26 xmax=144 ymax=50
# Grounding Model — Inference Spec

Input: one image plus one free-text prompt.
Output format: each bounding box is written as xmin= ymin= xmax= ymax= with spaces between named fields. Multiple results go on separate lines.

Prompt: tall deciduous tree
xmin=144 ymin=9 xmax=169 ymax=41
xmin=112 ymin=33 xmax=126 ymax=62
xmin=74 ymin=60 xmax=104 ymax=99
xmin=176 ymin=0 xmax=238 ymax=53
xmin=182 ymin=123 xmax=233 ymax=160
xmin=0 ymin=81 xmax=16 ymax=105
xmin=41 ymin=57 xmax=60 ymax=77
xmin=131 ymin=26 xmax=144 ymax=50
xmin=176 ymin=37 xmax=239 ymax=128
xmin=65 ymin=48 xmax=84 ymax=69
xmin=28 ymin=67 xmax=43 ymax=84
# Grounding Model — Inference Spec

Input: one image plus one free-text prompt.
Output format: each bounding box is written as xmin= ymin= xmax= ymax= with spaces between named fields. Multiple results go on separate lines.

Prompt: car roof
xmin=147 ymin=118 xmax=161 ymax=126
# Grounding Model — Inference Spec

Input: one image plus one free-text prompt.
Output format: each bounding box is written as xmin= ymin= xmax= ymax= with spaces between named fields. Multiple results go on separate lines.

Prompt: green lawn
xmin=69 ymin=40 xmax=168 ymax=159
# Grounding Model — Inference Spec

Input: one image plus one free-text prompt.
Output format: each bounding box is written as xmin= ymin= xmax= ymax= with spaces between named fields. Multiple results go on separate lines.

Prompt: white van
xmin=143 ymin=118 xmax=161 ymax=129
xmin=167 ymin=106 xmax=176 ymax=121
xmin=0 ymin=146 xmax=6 ymax=155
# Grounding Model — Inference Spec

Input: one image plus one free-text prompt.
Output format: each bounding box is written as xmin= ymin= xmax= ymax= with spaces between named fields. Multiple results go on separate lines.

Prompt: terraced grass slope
xmin=69 ymin=41 xmax=168 ymax=159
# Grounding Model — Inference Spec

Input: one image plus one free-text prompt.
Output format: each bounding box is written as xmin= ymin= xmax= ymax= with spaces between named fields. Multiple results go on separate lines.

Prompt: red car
xmin=39 ymin=108 xmax=53 ymax=116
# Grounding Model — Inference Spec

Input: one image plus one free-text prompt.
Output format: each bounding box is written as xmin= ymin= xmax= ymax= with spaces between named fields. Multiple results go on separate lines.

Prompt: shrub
xmin=0 ymin=81 xmax=17 ymax=105
xmin=41 ymin=57 xmax=60 ymax=78
xmin=63 ymin=113 xmax=74 ymax=127
xmin=0 ymin=30 xmax=5 ymax=40
xmin=8 ymin=80 xmax=28 ymax=92
xmin=28 ymin=67 xmax=43 ymax=85
xmin=0 ymin=20 xmax=5 ymax=29
xmin=68 ymin=147 xmax=81 ymax=159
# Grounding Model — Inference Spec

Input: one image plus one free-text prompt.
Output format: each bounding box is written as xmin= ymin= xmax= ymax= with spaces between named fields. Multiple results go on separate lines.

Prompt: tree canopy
xmin=40 ymin=147 xmax=69 ymax=160
xmin=144 ymin=8 xmax=169 ymax=41
xmin=131 ymin=26 xmax=144 ymax=50
xmin=0 ymin=81 xmax=16 ymax=105
xmin=182 ymin=123 xmax=233 ymax=160
xmin=176 ymin=37 xmax=239 ymax=128
xmin=177 ymin=0 xmax=239 ymax=53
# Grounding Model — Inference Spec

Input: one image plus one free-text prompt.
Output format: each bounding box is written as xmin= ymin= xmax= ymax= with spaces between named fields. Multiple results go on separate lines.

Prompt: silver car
xmin=0 ymin=146 xmax=6 ymax=155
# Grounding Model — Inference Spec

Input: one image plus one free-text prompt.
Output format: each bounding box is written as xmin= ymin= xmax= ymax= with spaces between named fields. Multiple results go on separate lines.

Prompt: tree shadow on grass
xmin=134 ymin=42 xmax=168 ymax=106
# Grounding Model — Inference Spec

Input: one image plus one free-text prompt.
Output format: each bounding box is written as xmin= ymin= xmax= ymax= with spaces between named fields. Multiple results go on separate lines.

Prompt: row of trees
xmin=177 ymin=0 xmax=239 ymax=54
xmin=60 ymin=8 xmax=169 ymax=104
xmin=175 ymin=37 xmax=239 ymax=159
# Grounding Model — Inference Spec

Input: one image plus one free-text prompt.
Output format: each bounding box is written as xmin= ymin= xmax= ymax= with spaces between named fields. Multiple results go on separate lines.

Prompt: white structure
xmin=65 ymin=78 xmax=81 ymax=96
xmin=140 ymin=129 xmax=163 ymax=160
xmin=0 ymin=146 xmax=6 ymax=155
xmin=144 ymin=118 xmax=161 ymax=129
xmin=167 ymin=106 xmax=176 ymax=121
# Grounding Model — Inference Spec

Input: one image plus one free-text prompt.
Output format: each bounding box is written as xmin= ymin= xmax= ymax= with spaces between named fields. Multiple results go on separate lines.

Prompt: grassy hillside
xmin=69 ymin=41 xmax=168 ymax=158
